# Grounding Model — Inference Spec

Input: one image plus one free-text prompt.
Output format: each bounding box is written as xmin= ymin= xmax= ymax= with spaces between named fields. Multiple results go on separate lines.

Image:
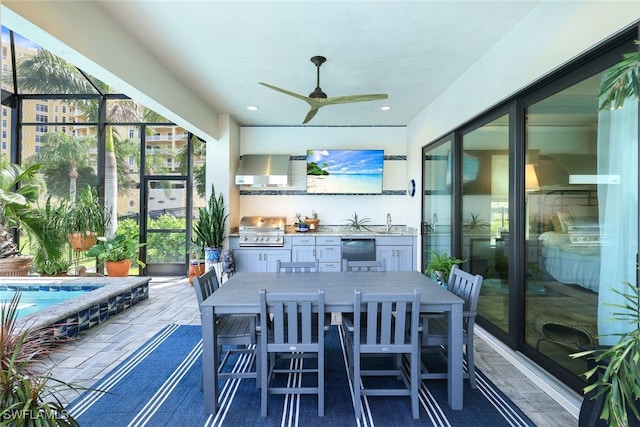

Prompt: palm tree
xmin=29 ymin=132 xmax=96 ymax=201
xmin=15 ymin=49 xmax=142 ymax=238
xmin=177 ymin=135 xmax=207 ymax=198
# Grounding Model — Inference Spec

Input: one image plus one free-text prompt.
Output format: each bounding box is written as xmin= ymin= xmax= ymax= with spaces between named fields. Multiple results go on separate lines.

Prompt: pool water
xmin=0 ymin=285 xmax=102 ymax=319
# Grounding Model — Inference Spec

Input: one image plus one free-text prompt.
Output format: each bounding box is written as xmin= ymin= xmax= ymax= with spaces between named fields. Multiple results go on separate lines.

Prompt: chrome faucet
xmin=386 ymin=213 xmax=392 ymax=233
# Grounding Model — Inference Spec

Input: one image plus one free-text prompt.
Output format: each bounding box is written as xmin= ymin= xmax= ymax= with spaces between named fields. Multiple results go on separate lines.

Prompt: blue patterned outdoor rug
xmin=66 ymin=324 xmax=536 ymax=426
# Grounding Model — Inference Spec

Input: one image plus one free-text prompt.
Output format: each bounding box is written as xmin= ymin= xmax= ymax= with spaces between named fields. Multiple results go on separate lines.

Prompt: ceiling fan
xmin=259 ymin=55 xmax=388 ymax=124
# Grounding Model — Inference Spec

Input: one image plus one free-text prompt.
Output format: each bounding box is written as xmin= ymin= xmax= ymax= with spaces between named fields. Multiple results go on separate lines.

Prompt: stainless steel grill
xmin=238 ymin=216 xmax=286 ymax=247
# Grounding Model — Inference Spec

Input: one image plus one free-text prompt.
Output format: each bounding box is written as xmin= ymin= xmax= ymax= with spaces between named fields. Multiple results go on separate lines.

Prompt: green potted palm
xmin=193 ymin=184 xmax=228 ymax=264
xmin=425 ymin=250 xmax=466 ymax=285
xmin=87 ymin=230 xmax=145 ymax=277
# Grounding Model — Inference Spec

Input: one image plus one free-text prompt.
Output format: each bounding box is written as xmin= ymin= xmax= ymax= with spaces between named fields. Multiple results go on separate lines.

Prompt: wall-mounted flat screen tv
xmin=306 ymin=149 xmax=384 ymax=194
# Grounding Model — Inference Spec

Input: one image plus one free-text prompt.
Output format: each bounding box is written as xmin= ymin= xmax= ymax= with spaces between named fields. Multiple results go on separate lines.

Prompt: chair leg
xmin=353 ymin=352 xmax=361 ymax=419
xmin=261 ymin=345 xmax=268 ymax=416
xmin=319 ymin=349 xmax=325 ymax=417
xmin=467 ymin=336 xmax=477 ymax=389
xmin=411 ymin=348 xmax=420 ymax=419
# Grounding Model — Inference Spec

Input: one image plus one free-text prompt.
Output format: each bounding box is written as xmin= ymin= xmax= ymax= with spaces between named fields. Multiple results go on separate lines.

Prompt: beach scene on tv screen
xmin=306 ymin=149 xmax=384 ymax=194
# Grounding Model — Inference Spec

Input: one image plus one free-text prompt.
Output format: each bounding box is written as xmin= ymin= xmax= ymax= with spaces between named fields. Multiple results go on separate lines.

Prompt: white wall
xmin=235 ymin=126 xmax=409 ymax=229
xmin=406 ymin=3 xmax=640 ymax=238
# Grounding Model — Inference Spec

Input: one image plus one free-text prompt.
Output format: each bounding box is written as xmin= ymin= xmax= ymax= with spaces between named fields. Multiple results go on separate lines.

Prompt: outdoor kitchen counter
xmin=229 ymin=226 xmax=417 ymax=237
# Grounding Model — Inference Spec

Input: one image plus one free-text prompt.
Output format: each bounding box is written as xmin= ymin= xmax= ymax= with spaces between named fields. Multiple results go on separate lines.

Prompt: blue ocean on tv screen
xmin=307 ymin=149 xmax=383 ymax=194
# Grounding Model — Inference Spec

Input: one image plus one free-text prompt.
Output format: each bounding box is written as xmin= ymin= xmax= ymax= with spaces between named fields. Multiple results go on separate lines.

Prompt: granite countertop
xmin=229 ymin=225 xmax=417 ymax=237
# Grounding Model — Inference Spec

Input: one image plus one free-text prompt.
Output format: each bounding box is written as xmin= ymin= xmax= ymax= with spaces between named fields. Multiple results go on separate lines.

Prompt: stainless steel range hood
xmin=235 ymin=154 xmax=290 ymax=187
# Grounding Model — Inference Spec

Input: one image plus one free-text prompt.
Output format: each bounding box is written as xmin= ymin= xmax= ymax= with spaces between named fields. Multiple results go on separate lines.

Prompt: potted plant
xmin=86 ymin=232 xmax=146 ymax=277
xmin=65 ymin=186 xmax=107 ymax=251
xmin=0 ymin=161 xmax=63 ymax=276
xmin=571 ymin=280 xmax=640 ymax=427
xmin=188 ymin=241 xmax=206 ymax=284
xmin=425 ymin=250 xmax=466 ymax=285
xmin=342 ymin=212 xmax=372 ymax=232
xmin=34 ymin=257 xmax=71 ymax=276
xmin=193 ymin=184 xmax=229 ymax=263
xmin=294 ymin=212 xmax=308 ymax=232
xmin=0 ymin=292 xmax=81 ymax=425
xmin=304 ymin=210 xmax=320 ymax=232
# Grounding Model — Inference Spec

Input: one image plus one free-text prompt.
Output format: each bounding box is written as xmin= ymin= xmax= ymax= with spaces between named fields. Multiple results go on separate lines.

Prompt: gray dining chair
xmin=259 ymin=288 xmax=326 ymax=417
xmin=421 ymin=265 xmax=483 ymax=388
xmin=342 ymin=259 xmax=386 ymax=272
xmin=276 ymin=260 xmax=320 ymax=272
xmin=342 ymin=289 xmax=422 ymax=420
xmin=193 ymin=269 xmax=257 ymax=387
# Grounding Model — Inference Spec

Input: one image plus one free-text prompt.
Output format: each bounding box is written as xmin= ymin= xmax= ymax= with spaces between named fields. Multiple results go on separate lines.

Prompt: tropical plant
xmin=177 ymin=135 xmax=207 ymax=198
xmin=29 ymin=132 xmax=96 ymax=202
xmin=193 ymin=184 xmax=229 ymax=250
xmin=463 ymin=213 xmax=490 ymax=232
xmin=0 ymin=292 xmax=80 ymax=425
xmin=571 ymin=280 xmax=640 ymax=427
xmin=342 ymin=212 xmax=372 ymax=232
xmin=425 ymin=250 xmax=466 ymax=282
xmin=0 ymin=160 xmax=62 ymax=262
xmin=64 ymin=186 xmax=108 ymax=237
xmin=86 ymin=232 xmax=146 ymax=266
xmin=14 ymin=48 xmax=159 ymax=238
xmin=598 ymin=40 xmax=640 ymax=111
xmin=34 ymin=257 xmax=71 ymax=276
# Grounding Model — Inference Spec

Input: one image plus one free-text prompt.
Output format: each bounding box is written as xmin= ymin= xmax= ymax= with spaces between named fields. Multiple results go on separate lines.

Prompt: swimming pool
xmin=2 ymin=277 xmax=150 ymax=339
xmin=0 ymin=283 xmax=103 ymax=319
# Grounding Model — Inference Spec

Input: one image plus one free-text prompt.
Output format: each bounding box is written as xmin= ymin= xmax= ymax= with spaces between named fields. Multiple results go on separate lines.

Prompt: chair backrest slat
xmin=277 ymin=260 xmax=320 ymax=272
xmin=260 ymin=289 xmax=325 ymax=347
xmin=447 ymin=265 xmax=483 ymax=330
xmin=343 ymin=259 xmax=386 ymax=272
xmin=355 ymin=289 xmax=421 ymax=348
xmin=193 ymin=269 xmax=219 ymax=306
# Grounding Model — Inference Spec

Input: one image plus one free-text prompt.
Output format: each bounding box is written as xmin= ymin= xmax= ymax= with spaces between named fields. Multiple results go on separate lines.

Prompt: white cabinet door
xmin=233 ymin=249 xmax=266 ymax=272
xmin=292 ymin=246 xmax=316 ymax=262
xmin=264 ymin=250 xmax=292 ymax=272
xmin=233 ymin=249 xmax=291 ymax=272
xmin=316 ymin=245 xmax=340 ymax=263
xmin=377 ymin=245 xmax=414 ymax=271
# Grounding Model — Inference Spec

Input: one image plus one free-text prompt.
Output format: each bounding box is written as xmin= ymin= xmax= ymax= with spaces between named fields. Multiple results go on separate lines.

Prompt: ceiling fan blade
xmin=259 ymin=82 xmax=309 ymax=102
xmin=260 ymin=56 xmax=389 ymax=124
xmin=302 ymin=108 xmax=320 ymax=124
xmin=322 ymin=93 xmax=388 ymax=106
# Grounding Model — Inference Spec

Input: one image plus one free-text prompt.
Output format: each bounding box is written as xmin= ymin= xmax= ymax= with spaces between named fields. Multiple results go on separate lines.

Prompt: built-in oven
xmin=341 ymin=238 xmax=376 ymax=261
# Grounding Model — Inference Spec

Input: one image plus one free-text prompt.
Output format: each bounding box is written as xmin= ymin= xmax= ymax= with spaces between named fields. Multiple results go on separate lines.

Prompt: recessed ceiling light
xmin=381 ymin=106 xmax=391 ymax=111
xmin=247 ymin=106 xmax=259 ymax=111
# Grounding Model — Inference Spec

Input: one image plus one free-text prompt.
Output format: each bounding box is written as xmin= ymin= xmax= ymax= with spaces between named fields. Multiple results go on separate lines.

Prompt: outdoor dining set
xmin=194 ymin=259 xmax=483 ymax=419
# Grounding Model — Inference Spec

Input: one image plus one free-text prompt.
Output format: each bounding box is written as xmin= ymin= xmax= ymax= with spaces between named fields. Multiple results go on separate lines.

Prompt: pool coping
xmin=9 ymin=276 xmax=151 ymax=338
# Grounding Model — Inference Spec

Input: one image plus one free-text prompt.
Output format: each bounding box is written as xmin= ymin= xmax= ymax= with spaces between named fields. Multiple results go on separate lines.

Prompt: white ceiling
xmin=80 ymin=1 xmax=540 ymax=127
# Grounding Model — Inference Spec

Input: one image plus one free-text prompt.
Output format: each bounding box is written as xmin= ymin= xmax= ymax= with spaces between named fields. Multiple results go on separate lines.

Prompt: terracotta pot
xmin=68 ymin=232 xmax=98 ymax=251
xmin=105 ymin=259 xmax=131 ymax=277
xmin=188 ymin=261 xmax=206 ymax=284
xmin=304 ymin=218 xmax=320 ymax=232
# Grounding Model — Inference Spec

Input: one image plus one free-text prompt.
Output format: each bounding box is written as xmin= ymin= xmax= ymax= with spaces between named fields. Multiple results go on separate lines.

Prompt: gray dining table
xmin=200 ymin=270 xmax=464 ymax=414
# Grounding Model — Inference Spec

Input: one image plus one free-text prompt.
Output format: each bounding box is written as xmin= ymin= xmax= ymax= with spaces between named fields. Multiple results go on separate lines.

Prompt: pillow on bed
xmin=569 ymin=204 xmax=599 ymax=227
xmin=556 ymin=212 xmax=574 ymax=232
xmin=550 ymin=214 xmax=563 ymax=232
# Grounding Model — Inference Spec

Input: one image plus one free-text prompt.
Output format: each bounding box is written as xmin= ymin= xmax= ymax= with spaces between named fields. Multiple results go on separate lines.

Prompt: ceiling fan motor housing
xmin=309 ymin=56 xmax=328 ymax=98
